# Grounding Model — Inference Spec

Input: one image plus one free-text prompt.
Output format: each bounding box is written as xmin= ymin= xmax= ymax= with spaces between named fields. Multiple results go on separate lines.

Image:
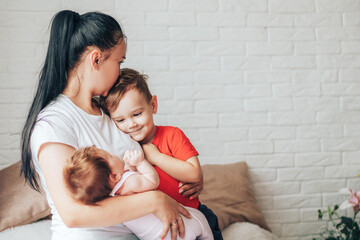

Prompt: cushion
xmin=200 ymin=162 xmax=271 ymax=232
xmin=222 ymin=222 xmax=278 ymax=240
xmin=0 ymin=161 xmax=51 ymax=231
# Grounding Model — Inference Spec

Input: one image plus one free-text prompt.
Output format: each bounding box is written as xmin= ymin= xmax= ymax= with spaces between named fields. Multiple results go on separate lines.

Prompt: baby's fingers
xmin=123 ymin=150 xmax=130 ymax=161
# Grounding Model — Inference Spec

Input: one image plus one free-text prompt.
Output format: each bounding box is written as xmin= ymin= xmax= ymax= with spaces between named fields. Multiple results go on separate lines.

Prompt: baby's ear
xmin=109 ymin=172 xmax=122 ymax=183
xmin=150 ymin=95 xmax=158 ymax=114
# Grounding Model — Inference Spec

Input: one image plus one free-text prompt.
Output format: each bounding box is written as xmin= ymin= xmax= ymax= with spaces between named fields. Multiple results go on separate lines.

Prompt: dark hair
xmin=98 ymin=68 xmax=152 ymax=115
xmin=21 ymin=10 xmax=124 ymax=190
xmin=63 ymin=146 xmax=113 ymax=205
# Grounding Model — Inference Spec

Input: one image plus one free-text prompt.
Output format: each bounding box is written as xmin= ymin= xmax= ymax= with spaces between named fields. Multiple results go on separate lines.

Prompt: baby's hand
xmin=123 ymin=150 xmax=144 ymax=167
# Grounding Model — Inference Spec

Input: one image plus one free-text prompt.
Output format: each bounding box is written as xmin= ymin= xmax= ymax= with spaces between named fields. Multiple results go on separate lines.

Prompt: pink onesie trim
xmin=109 ymin=170 xmax=138 ymax=196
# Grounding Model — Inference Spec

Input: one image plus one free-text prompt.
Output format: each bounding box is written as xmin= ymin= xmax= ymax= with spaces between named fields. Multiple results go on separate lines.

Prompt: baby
xmin=63 ymin=146 xmax=213 ymax=240
xmin=63 ymin=146 xmax=159 ymax=205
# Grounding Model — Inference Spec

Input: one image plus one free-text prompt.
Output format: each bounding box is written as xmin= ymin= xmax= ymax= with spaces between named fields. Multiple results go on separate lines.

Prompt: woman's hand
xmin=152 ymin=191 xmax=191 ymax=240
xmin=178 ymin=172 xmax=204 ymax=199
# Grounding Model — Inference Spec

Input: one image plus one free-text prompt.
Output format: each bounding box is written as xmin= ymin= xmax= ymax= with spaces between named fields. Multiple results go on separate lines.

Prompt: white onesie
xmin=108 ymin=169 xmax=213 ymax=240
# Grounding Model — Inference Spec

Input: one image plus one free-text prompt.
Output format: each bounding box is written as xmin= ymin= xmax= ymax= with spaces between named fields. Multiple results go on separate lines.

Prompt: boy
xmin=99 ymin=68 xmax=223 ymax=239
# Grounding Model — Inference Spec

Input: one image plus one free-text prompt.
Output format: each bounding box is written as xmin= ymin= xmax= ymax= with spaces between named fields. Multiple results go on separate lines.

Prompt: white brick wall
xmin=1 ymin=0 xmax=360 ymax=239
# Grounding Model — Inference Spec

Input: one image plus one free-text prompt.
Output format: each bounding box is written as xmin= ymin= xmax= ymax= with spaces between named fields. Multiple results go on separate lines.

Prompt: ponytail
xmin=21 ymin=10 xmax=124 ymax=190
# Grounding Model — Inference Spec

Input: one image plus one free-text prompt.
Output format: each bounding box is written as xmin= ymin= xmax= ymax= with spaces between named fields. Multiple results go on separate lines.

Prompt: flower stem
xmin=351 ymin=211 xmax=358 ymax=240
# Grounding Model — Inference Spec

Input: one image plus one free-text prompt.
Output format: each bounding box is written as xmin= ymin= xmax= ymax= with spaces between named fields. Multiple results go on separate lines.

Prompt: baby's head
xmin=100 ymin=68 xmax=158 ymax=143
xmin=63 ymin=146 xmax=125 ymax=205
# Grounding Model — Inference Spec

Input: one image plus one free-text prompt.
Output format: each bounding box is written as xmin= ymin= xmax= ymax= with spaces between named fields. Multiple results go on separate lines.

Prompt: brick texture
xmin=1 ymin=1 xmax=360 ymax=239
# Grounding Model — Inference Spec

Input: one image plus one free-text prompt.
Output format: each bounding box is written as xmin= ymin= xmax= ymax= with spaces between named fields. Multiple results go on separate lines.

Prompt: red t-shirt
xmin=152 ymin=126 xmax=199 ymax=209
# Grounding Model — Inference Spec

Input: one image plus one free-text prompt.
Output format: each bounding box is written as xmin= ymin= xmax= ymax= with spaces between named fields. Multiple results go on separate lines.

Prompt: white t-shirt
xmin=30 ymin=94 xmax=140 ymax=240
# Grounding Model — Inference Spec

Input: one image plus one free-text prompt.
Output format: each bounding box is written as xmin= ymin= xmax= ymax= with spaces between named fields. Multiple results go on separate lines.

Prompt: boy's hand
xmin=123 ymin=150 xmax=144 ymax=167
xmin=142 ymin=143 xmax=161 ymax=165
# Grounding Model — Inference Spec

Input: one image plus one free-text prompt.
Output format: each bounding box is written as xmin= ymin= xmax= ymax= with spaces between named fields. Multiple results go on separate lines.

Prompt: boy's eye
xmin=116 ymin=119 xmax=124 ymax=123
xmin=134 ymin=112 xmax=142 ymax=117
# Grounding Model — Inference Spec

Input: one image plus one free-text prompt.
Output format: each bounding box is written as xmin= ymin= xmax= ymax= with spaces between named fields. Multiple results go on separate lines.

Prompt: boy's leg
xmin=198 ymin=202 xmax=223 ymax=240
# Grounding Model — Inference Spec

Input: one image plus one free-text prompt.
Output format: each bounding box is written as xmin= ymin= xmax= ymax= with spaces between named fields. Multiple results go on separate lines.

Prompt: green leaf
xmin=328 ymin=206 xmax=333 ymax=219
xmin=341 ymin=216 xmax=353 ymax=229
xmin=318 ymin=209 xmax=323 ymax=220
xmin=354 ymin=221 xmax=359 ymax=230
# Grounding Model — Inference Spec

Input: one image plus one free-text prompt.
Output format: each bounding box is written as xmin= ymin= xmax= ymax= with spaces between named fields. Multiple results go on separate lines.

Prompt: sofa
xmin=0 ymin=161 xmax=279 ymax=240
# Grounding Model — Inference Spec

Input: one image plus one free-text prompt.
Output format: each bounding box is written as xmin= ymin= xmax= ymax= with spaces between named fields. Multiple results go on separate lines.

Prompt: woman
xmin=20 ymin=10 xmax=202 ymax=240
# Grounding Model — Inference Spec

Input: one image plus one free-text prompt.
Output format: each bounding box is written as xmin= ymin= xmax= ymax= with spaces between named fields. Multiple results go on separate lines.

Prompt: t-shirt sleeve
xmin=30 ymin=115 xmax=78 ymax=160
xmin=169 ymin=127 xmax=198 ymax=161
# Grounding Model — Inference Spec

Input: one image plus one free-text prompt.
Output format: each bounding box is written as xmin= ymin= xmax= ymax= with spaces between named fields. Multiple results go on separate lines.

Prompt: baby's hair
xmin=99 ymin=68 xmax=152 ymax=115
xmin=63 ymin=146 xmax=113 ymax=205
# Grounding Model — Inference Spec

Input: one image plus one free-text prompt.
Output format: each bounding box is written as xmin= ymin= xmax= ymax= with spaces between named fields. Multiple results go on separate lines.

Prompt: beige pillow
xmin=200 ymin=162 xmax=271 ymax=232
xmin=0 ymin=160 xmax=269 ymax=232
xmin=0 ymin=161 xmax=51 ymax=231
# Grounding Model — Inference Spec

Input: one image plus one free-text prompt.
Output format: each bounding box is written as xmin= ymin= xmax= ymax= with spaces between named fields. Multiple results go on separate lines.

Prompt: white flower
xmin=339 ymin=188 xmax=360 ymax=213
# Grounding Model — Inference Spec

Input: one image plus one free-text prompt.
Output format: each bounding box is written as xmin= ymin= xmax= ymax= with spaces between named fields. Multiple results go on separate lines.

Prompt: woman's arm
xmin=38 ymin=143 xmax=190 ymax=239
xmin=142 ymin=143 xmax=202 ymax=183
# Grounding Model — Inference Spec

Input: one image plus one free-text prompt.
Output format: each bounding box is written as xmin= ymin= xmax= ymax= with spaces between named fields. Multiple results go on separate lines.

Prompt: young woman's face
xmin=110 ymin=89 xmax=157 ymax=144
xmin=96 ymin=40 xmax=126 ymax=97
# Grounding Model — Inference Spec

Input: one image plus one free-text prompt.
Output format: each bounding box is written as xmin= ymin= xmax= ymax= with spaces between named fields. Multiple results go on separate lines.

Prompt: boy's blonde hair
xmin=63 ymin=146 xmax=113 ymax=205
xmin=99 ymin=68 xmax=152 ymax=114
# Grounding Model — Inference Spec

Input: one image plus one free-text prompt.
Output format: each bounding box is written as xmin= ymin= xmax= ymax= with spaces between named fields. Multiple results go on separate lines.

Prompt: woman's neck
xmin=63 ymin=72 xmax=101 ymax=116
xmin=67 ymin=93 xmax=101 ymax=116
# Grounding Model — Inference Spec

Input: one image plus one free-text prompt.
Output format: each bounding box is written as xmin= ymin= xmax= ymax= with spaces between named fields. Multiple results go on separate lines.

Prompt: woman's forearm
xmin=66 ymin=191 xmax=158 ymax=228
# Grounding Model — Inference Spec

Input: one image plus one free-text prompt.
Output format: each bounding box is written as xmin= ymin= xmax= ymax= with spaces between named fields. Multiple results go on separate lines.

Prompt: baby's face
xmin=102 ymin=150 xmax=125 ymax=176
xmin=110 ymin=89 xmax=157 ymax=144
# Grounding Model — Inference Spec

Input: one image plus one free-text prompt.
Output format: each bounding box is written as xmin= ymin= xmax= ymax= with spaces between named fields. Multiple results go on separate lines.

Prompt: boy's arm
xmin=142 ymin=143 xmax=202 ymax=183
xmin=119 ymin=151 xmax=160 ymax=195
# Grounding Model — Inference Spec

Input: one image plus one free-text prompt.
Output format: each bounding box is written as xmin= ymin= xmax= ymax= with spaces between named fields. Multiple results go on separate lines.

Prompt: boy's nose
xmin=129 ymin=119 xmax=137 ymax=128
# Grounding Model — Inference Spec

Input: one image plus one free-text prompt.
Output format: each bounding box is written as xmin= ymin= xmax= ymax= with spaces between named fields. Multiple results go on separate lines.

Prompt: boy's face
xmin=110 ymin=89 xmax=158 ymax=144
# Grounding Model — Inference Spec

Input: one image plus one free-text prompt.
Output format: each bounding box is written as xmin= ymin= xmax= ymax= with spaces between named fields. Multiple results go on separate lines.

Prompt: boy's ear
xmin=150 ymin=95 xmax=158 ymax=114
xmin=89 ymin=48 xmax=101 ymax=72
